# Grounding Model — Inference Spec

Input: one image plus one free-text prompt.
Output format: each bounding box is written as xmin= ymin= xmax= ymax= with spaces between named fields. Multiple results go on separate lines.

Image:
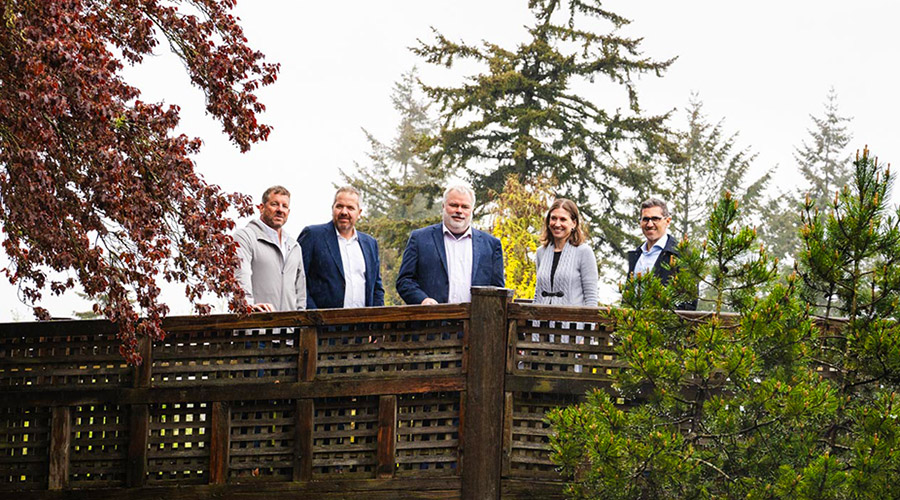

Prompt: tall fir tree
xmin=414 ymin=0 xmax=675 ymax=258
xmin=341 ymin=68 xmax=446 ymax=305
xmin=760 ymin=89 xmax=853 ymax=266
xmin=795 ymin=88 xmax=853 ymax=210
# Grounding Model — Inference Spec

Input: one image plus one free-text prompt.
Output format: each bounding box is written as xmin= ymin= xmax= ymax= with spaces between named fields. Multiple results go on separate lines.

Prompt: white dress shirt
xmin=443 ymin=224 xmax=473 ymax=304
xmin=634 ymin=233 xmax=669 ymax=276
xmin=336 ymin=228 xmax=367 ymax=308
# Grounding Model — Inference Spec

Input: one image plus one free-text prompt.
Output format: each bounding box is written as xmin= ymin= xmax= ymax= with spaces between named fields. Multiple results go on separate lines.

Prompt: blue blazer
xmin=396 ymin=223 xmax=505 ymax=304
xmin=298 ymin=221 xmax=384 ymax=309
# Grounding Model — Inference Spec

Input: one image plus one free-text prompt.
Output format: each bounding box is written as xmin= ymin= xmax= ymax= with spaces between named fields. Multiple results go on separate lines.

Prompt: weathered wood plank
xmin=209 ymin=401 xmax=229 ymax=484
xmin=298 ymin=327 xmax=317 ymax=382
xmin=376 ymin=395 xmax=397 ymax=479
xmin=295 ymin=399 xmax=313 ymax=482
xmin=48 ymin=406 xmax=71 ymax=490
xmin=0 ymin=375 xmax=467 ymax=406
xmin=126 ymin=404 xmax=149 ymax=488
xmin=461 ymin=287 xmax=513 ymax=500
xmin=504 ymin=374 xmax=614 ymax=396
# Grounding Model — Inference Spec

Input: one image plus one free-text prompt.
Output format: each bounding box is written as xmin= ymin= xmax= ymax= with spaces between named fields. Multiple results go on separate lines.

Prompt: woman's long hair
xmin=539 ymin=198 xmax=585 ymax=247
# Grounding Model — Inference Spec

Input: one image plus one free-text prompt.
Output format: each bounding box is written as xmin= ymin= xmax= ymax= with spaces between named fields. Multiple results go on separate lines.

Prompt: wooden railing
xmin=0 ymin=287 xmax=638 ymax=499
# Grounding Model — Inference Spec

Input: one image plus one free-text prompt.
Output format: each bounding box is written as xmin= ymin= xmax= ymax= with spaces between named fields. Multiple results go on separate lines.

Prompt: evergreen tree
xmin=414 ymin=0 xmax=675 ymax=257
xmin=649 ymin=95 xmax=770 ymax=241
xmin=549 ymin=149 xmax=900 ymax=499
xmin=795 ymin=88 xmax=853 ymax=210
xmin=341 ymin=68 xmax=445 ymax=305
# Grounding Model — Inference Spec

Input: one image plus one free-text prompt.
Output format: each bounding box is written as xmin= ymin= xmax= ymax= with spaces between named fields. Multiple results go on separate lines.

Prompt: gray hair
xmin=333 ymin=185 xmax=363 ymax=209
xmin=640 ymin=197 xmax=670 ymax=217
xmin=443 ymin=184 xmax=476 ymax=207
xmin=262 ymin=185 xmax=290 ymax=204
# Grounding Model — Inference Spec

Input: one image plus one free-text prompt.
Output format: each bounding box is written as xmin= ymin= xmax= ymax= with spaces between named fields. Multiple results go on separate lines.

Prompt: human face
xmin=442 ymin=189 xmax=473 ymax=233
xmin=332 ymin=191 xmax=362 ymax=236
xmin=640 ymin=206 xmax=670 ymax=247
xmin=548 ymin=207 xmax=576 ymax=248
xmin=259 ymin=193 xmax=290 ymax=231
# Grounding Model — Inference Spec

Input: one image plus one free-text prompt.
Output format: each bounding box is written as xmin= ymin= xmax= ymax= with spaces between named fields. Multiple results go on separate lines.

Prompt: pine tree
xmin=795 ymin=88 xmax=853 ymax=210
xmin=549 ymin=149 xmax=900 ymax=499
xmin=414 ymin=0 xmax=675 ymax=257
xmin=341 ymin=68 xmax=446 ymax=305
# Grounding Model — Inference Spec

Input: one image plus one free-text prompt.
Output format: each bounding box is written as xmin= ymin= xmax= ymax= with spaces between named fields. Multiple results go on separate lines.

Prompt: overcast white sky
xmin=2 ymin=1 xmax=898 ymax=321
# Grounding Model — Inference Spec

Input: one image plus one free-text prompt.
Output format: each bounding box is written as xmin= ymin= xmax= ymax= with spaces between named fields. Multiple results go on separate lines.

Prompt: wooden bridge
xmin=0 ymin=287 xmax=637 ymax=499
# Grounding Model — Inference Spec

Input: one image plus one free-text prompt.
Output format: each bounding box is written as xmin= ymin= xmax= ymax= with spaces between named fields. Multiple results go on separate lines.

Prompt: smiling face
xmin=259 ymin=192 xmax=290 ymax=231
xmin=548 ymin=207 xmax=576 ymax=247
xmin=442 ymin=189 xmax=473 ymax=233
xmin=332 ymin=191 xmax=361 ymax=237
xmin=640 ymin=206 xmax=671 ymax=247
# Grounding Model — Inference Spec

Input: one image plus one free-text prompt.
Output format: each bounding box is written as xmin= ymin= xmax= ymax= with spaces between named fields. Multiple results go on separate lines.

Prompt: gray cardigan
xmin=533 ymin=241 xmax=599 ymax=306
xmin=234 ymin=219 xmax=307 ymax=311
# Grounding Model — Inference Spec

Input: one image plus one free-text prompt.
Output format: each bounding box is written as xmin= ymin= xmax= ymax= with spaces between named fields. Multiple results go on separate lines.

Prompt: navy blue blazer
xmin=396 ymin=223 xmax=505 ymax=304
xmin=298 ymin=221 xmax=384 ymax=309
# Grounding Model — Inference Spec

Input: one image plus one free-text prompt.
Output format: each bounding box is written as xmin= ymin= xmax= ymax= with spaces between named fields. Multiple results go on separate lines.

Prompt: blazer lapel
xmin=359 ymin=233 xmax=375 ymax=283
xmin=324 ymin=222 xmax=344 ymax=279
xmin=471 ymin=229 xmax=482 ymax=280
xmin=431 ymin=224 xmax=449 ymax=276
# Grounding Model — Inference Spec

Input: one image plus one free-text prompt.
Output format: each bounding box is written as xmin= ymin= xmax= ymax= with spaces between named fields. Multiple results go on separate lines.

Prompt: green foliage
xmin=489 ymin=175 xmax=554 ymax=299
xmin=341 ymin=68 xmax=445 ymax=304
xmin=414 ymin=0 xmax=675 ymax=258
xmin=550 ymin=150 xmax=900 ymax=499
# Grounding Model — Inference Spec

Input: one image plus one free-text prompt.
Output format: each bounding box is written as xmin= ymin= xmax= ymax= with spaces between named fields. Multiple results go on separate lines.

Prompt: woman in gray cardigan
xmin=531 ymin=199 xmax=599 ymax=372
xmin=533 ymin=199 xmax=599 ymax=306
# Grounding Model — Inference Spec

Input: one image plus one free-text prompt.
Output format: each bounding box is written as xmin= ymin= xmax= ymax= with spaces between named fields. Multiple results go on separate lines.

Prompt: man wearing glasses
xmin=626 ymin=197 xmax=696 ymax=310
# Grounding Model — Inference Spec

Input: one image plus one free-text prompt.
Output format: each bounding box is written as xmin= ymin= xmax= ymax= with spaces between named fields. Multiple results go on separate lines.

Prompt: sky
xmin=2 ymin=0 xmax=898 ymax=321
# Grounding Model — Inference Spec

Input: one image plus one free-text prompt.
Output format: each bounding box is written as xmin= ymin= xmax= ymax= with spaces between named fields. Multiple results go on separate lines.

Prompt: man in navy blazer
xmin=397 ymin=184 xmax=505 ymax=304
xmin=298 ymin=186 xmax=384 ymax=309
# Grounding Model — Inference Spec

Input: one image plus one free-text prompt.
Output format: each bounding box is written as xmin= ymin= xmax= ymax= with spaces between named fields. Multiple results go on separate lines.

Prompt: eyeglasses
xmin=640 ymin=216 xmax=666 ymax=224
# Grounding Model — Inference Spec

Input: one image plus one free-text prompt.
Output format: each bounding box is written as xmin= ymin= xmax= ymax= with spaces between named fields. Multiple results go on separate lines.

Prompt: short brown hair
xmin=261 ymin=185 xmax=290 ymax=204
xmin=540 ymin=198 xmax=586 ymax=247
xmin=640 ymin=197 xmax=670 ymax=217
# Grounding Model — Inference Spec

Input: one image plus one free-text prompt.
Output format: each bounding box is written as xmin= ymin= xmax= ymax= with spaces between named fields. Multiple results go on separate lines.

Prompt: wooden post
xmin=209 ymin=401 xmax=230 ymax=484
xmin=127 ymin=404 xmax=149 ymax=487
xmin=294 ymin=399 xmax=314 ymax=482
xmin=461 ymin=286 xmax=513 ymax=500
xmin=298 ymin=327 xmax=318 ymax=382
xmin=48 ymin=406 xmax=71 ymax=490
xmin=134 ymin=334 xmax=152 ymax=389
xmin=376 ymin=395 xmax=398 ymax=478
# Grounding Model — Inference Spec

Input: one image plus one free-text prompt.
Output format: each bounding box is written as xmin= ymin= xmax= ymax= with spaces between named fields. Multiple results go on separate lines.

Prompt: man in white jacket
xmin=233 ymin=186 xmax=306 ymax=311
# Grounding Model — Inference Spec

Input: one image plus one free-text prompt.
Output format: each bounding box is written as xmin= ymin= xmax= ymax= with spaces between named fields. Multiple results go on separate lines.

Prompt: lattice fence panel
xmin=514 ymin=320 xmax=619 ymax=377
xmin=0 ymin=406 xmax=50 ymax=491
xmin=316 ymin=320 xmax=465 ymax=379
xmin=396 ymin=392 xmax=459 ymax=477
xmin=312 ymin=396 xmax=378 ymax=478
xmin=69 ymin=404 xmax=128 ymax=488
xmin=147 ymin=403 xmax=209 ymax=485
xmin=152 ymin=327 xmax=297 ymax=387
xmin=229 ymin=399 xmax=294 ymax=482
xmin=0 ymin=330 xmax=130 ymax=388
xmin=508 ymin=392 xmax=581 ymax=479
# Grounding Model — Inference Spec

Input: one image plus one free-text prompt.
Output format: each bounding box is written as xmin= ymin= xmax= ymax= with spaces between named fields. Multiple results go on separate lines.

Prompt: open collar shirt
xmin=634 ymin=233 xmax=670 ymax=277
xmin=442 ymin=224 xmax=473 ymax=304
xmin=336 ymin=228 xmax=367 ymax=309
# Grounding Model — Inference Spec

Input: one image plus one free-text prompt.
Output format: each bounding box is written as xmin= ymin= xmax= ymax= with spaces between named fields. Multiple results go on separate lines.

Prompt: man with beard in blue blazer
xmin=298 ymin=186 xmax=384 ymax=309
xmin=397 ymin=184 xmax=505 ymax=304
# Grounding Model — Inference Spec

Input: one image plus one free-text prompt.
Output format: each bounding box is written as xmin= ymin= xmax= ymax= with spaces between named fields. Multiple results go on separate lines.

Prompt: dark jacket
xmin=298 ymin=221 xmax=384 ymax=309
xmin=626 ymin=235 xmax=697 ymax=310
xmin=396 ymin=223 xmax=505 ymax=304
